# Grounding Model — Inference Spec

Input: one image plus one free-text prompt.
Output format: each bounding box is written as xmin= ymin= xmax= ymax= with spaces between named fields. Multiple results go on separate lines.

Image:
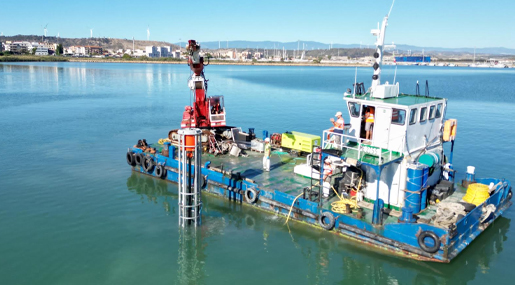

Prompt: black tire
xmin=319 ymin=211 xmax=335 ymax=230
xmin=373 ymin=52 xmax=380 ymax=58
xmin=126 ymin=152 xmax=135 ymax=166
xmin=135 ymin=153 xmax=144 ymax=165
xmin=417 ymin=231 xmax=441 ymax=253
xmin=245 ymin=188 xmax=258 ymax=204
xmin=155 ymin=165 xmax=166 ymax=178
xmin=508 ymin=187 xmax=512 ymax=200
xmin=143 ymin=157 xmax=155 ymax=173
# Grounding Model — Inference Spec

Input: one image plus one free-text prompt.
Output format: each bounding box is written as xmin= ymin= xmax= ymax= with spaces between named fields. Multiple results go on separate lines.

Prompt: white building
xmin=35 ymin=47 xmax=49 ymax=56
xmin=134 ymin=49 xmax=146 ymax=57
xmin=145 ymin=46 xmax=159 ymax=58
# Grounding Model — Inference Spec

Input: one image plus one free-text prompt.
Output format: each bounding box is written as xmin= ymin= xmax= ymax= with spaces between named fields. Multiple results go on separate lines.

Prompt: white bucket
xmin=467 ymin=166 xmax=475 ymax=175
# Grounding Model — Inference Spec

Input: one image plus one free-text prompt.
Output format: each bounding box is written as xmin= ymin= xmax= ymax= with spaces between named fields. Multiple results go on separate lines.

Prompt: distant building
xmin=145 ymin=46 xmax=159 ymax=58
xmin=8 ymin=41 xmax=31 ymax=54
xmin=134 ymin=49 xmax=146 ymax=57
xmin=395 ymin=56 xmax=431 ymax=63
xmin=85 ymin=46 xmax=102 ymax=55
xmin=35 ymin=46 xmax=49 ymax=56
xmin=239 ymin=51 xmax=252 ymax=60
xmin=173 ymin=50 xmax=181 ymax=58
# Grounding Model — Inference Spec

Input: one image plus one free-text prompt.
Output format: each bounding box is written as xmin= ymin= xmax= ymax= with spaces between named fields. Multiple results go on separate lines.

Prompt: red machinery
xmin=181 ymin=40 xmax=226 ymax=129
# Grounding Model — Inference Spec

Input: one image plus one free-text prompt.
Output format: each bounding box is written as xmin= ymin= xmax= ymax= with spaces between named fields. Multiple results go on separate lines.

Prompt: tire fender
xmin=143 ymin=157 xmax=155 ymax=173
xmin=126 ymin=151 xmax=136 ymax=166
xmin=245 ymin=188 xmax=258 ymax=204
xmin=319 ymin=211 xmax=335 ymax=230
xmin=417 ymin=231 xmax=441 ymax=253
xmin=155 ymin=165 xmax=166 ymax=178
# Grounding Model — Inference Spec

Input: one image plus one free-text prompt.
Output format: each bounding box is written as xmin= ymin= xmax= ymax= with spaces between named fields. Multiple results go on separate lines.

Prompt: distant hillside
xmin=177 ymin=40 xmax=515 ymax=56
xmin=0 ymin=35 xmax=179 ymax=51
xmin=2 ymin=35 xmax=514 ymax=57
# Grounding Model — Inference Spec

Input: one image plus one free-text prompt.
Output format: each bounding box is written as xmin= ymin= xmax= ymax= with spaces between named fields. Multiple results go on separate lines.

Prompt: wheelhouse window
xmin=409 ymin=108 xmax=418 ymax=125
xmin=420 ymin=107 xmax=427 ymax=122
xmin=391 ymin=108 xmax=406 ymax=125
xmin=436 ymin=103 xmax=443 ymax=118
xmin=348 ymin=102 xmax=361 ymax=118
xmin=429 ymin=105 xmax=436 ymax=120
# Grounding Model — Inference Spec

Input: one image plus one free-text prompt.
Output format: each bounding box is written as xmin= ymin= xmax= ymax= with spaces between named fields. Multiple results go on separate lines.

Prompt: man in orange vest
xmin=365 ymin=107 xmax=374 ymax=141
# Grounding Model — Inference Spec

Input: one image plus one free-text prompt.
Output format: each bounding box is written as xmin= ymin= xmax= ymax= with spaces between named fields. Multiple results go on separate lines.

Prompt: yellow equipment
xmin=463 ymin=183 xmax=490 ymax=206
xmin=443 ymin=119 xmax=457 ymax=142
xmin=281 ymin=131 xmax=321 ymax=154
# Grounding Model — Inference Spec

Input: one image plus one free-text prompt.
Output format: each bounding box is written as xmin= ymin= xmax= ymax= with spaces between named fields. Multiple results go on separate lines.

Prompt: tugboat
xmin=126 ymin=13 xmax=512 ymax=263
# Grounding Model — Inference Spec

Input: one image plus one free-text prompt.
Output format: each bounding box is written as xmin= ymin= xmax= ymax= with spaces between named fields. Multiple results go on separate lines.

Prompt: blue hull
xmin=128 ymin=148 xmax=512 ymax=263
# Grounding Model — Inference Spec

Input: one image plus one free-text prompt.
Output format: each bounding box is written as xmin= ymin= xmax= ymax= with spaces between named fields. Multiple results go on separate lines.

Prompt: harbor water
xmin=1 ymin=62 xmax=515 ymax=284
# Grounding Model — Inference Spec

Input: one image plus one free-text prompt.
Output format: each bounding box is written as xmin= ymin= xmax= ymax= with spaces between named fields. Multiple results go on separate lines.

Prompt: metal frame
xmin=178 ymin=128 xmax=203 ymax=227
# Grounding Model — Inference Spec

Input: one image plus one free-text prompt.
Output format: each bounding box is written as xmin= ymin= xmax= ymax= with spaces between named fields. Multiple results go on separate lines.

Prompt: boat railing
xmin=322 ymin=129 xmax=404 ymax=165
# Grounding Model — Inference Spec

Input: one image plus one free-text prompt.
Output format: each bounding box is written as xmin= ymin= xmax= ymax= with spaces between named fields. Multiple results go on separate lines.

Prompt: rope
xmin=330 ymin=186 xmax=360 ymax=213
xmin=463 ymin=183 xmax=490 ymax=206
xmin=284 ymin=193 xmax=304 ymax=225
xmin=157 ymin=138 xmax=171 ymax=144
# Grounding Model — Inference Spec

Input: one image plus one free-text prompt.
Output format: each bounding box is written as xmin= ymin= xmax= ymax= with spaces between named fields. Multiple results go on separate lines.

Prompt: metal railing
xmin=322 ymin=129 xmax=405 ymax=165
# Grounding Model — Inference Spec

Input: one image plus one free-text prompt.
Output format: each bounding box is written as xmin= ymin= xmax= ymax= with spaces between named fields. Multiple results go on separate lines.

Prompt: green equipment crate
xmin=281 ymin=131 xmax=321 ymax=153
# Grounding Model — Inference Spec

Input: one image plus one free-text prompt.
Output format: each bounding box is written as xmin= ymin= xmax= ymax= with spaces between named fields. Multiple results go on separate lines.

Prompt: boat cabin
xmin=322 ymin=82 xmax=448 ymax=210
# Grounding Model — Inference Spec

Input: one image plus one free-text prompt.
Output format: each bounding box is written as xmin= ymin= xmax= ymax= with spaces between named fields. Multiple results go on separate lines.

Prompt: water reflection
xmin=177 ymin=227 xmax=207 ymax=285
xmin=125 ymin=171 xmax=511 ymax=284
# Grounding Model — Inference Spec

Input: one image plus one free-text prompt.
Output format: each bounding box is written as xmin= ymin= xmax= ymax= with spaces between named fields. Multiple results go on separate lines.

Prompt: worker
xmin=322 ymin=158 xmax=333 ymax=182
xmin=343 ymin=88 xmax=352 ymax=97
xmin=329 ymin=111 xmax=345 ymax=145
xmin=263 ymin=138 xmax=271 ymax=171
xmin=365 ymin=107 xmax=374 ymax=141
xmin=211 ymin=100 xmax=222 ymax=114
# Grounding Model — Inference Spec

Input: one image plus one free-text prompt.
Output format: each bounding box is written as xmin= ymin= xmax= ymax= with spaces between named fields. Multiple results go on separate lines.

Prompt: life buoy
xmin=319 ymin=211 xmax=335 ymax=230
xmin=126 ymin=152 xmax=135 ymax=166
xmin=417 ymin=231 xmax=441 ymax=253
xmin=245 ymin=188 xmax=258 ymax=204
xmin=155 ymin=165 xmax=166 ymax=178
xmin=135 ymin=153 xmax=144 ymax=165
xmin=143 ymin=157 xmax=155 ymax=173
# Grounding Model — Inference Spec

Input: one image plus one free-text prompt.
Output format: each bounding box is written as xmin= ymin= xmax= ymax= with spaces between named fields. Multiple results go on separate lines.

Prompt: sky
xmin=0 ymin=0 xmax=514 ymax=49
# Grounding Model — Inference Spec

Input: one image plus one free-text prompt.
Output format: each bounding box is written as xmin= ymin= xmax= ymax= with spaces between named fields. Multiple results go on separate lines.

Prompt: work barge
xmin=125 ymin=17 xmax=512 ymax=263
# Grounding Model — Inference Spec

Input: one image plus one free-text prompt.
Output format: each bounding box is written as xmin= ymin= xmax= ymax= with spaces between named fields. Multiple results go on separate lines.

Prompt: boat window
xmin=420 ymin=107 xmax=427 ymax=122
xmin=409 ymin=108 xmax=418 ymax=125
xmin=429 ymin=105 xmax=436 ymax=120
xmin=391 ymin=108 xmax=406 ymax=125
xmin=436 ymin=103 xmax=443 ymax=118
xmin=348 ymin=102 xmax=361 ymax=118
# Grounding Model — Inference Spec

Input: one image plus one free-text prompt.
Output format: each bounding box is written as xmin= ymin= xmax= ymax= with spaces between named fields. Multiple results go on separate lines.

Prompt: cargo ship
xmin=125 ymin=14 xmax=512 ymax=263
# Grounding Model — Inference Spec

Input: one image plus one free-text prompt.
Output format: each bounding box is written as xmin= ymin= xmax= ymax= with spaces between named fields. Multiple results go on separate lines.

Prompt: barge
xmin=125 ymin=15 xmax=512 ymax=263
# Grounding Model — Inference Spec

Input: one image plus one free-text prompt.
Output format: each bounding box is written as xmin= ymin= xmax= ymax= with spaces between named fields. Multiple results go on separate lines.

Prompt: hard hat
xmin=335 ymin=111 xmax=342 ymax=116
xmin=265 ymin=138 xmax=270 ymax=142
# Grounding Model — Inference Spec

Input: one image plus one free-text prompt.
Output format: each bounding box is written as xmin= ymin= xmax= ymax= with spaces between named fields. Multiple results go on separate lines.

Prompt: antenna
xmin=388 ymin=0 xmax=396 ymax=17
xmin=393 ymin=66 xmax=397 ymax=84
xmin=147 ymin=26 xmax=150 ymax=41
xmin=353 ymin=67 xmax=357 ymax=98
xmin=90 ymin=28 xmax=93 ymax=38
xmin=44 ymin=24 xmax=48 ymax=37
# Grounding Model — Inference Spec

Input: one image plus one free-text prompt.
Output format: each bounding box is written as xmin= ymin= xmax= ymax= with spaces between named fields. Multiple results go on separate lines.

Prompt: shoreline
xmin=0 ymin=55 xmax=512 ymax=68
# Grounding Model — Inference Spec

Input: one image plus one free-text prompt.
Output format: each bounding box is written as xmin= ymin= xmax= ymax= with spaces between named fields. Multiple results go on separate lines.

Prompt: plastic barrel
xmin=406 ymin=164 xmax=424 ymax=213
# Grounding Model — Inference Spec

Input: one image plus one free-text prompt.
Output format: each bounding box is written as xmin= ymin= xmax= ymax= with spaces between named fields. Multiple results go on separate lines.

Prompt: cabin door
xmin=372 ymin=107 xmax=392 ymax=149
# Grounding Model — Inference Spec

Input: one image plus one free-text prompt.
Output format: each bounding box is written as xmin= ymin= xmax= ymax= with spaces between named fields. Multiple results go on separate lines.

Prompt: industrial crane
xmin=181 ymin=40 xmax=226 ymax=129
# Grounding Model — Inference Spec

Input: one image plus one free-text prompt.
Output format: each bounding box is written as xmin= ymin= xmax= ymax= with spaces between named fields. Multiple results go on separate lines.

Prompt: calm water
xmin=1 ymin=62 xmax=515 ymax=285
